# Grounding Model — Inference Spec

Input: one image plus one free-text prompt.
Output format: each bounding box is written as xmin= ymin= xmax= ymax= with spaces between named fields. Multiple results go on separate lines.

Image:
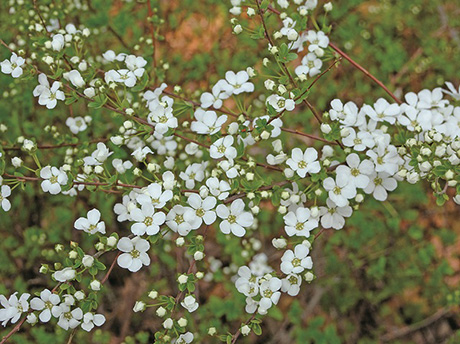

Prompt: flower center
xmin=64 ymin=312 xmax=73 ymax=320
xmin=50 ymin=176 xmax=58 ymax=184
xmin=298 ymin=160 xmax=307 ymax=169
xmin=144 ymin=216 xmax=153 ymax=226
xmin=351 ymin=168 xmax=360 ymax=177
xmin=292 ymin=258 xmax=301 ymax=267
xmin=295 ymin=222 xmax=304 ymax=231
xmin=377 ymin=157 xmax=384 ymax=165
xmin=288 ymin=275 xmax=298 ymax=284
xmin=277 ymin=99 xmax=285 ymax=108
xmin=88 ymin=224 xmax=97 ymax=232
xmin=45 ymin=301 xmax=53 ymax=310
xmin=130 ymin=249 xmax=140 ymax=258
xmin=151 ymin=198 xmax=159 ymax=205
xmin=333 ymin=186 xmax=342 ymax=195
xmin=374 ymin=177 xmax=383 ymax=186
xmin=175 ymin=214 xmax=184 ymax=224
xmin=217 ymin=144 xmax=226 ymax=154
xmin=159 ymin=115 xmax=168 ymax=123
xmin=354 ymin=138 xmax=362 ymax=144
xmin=263 ymin=289 xmax=273 ymax=298
xmin=228 ymin=214 xmax=237 ymax=224
xmin=196 ymin=208 xmax=205 ymax=217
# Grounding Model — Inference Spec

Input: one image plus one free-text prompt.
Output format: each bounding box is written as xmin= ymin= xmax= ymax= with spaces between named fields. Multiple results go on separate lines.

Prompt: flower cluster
xmin=0 ymin=0 xmax=458 ymax=343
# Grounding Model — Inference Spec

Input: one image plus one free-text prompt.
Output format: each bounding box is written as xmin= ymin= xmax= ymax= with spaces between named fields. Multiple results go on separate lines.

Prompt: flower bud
xmin=82 ymin=255 xmax=94 ymax=267
xmin=163 ymin=318 xmax=173 ymax=329
xmin=178 ymin=274 xmax=188 ymax=284
xmin=90 ymin=280 xmax=101 ymax=291
xmin=156 ymin=306 xmax=166 ymax=317
xmin=133 ymin=301 xmax=146 ymax=312
xmin=241 ymin=325 xmax=251 ymax=336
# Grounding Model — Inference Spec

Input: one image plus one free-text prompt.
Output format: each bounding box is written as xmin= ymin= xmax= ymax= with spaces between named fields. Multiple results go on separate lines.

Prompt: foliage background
xmin=0 ymin=0 xmax=460 ymax=343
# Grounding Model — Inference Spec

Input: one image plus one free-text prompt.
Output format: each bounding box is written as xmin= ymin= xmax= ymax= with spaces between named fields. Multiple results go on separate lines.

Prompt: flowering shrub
xmin=0 ymin=0 xmax=459 ymax=343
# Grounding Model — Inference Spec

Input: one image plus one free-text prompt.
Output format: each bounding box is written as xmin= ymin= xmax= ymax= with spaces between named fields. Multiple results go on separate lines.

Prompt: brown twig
xmin=328 ymin=42 xmax=402 ymax=104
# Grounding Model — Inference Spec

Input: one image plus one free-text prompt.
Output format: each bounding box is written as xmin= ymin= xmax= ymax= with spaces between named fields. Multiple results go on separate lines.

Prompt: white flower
xmin=130 ymin=203 xmax=166 ymax=236
xmin=56 ymin=305 xmax=83 ymax=330
xmin=286 ymin=148 xmax=321 ymax=177
xmin=66 ymin=70 xmax=85 ymax=88
xmin=175 ymin=332 xmax=194 ymax=344
xmin=137 ymin=183 xmax=173 ymax=209
xmin=341 ymin=128 xmax=375 ymax=151
xmin=51 ymin=34 xmax=65 ymax=51
xmin=364 ymin=172 xmax=397 ymax=201
xmin=66 ymin=116 xmax=87 ymax=134
xmin=148 ymin=106 xmax=178 ymax=135
xmin=83 ymin=142 xmax=113 ymax=166
xmin=200 ymin=80 xmax=230 ymax=109
xmin=258 ymin=277 xmax=282 ymax=312
xmin=179 ymin=162 xmax=207 ymax=189
xmin=323 ymin=174 xmax=357 ymax=207
xmin=206 ymin=177 xmax=231 ymax=200
xmin=295 ymin=53 xmax=322 ymax=77
xmin=306 ymin=30 xmax=329 ymax=52
xmin=319 ymin=198 xmax=353 ymax=230
xmin=114 ymin=192 xmax=138 ymax=222
xmin=366 ymin=144 xmax=402 ymax=176
xmin=0 ymin=293 xmax=30 ymax=326
xmin=417 ymin=88 xmax=448 ymax=109
xmin=224 ymin=70 xmax=254 ymax=95
xmin=40 ymin=166 xmax=68 ymax=194
xmin=191 ymin=109 xmax=227 ymax=135
xmin=181 ymin=295 xmax=199 ymax=313
xmin=186 ymin=194 xmax=217 ymax=226
xmin=36 ymin=80 xmax=65 ymax=110
xmin=30 ymin=289 xmax=61 ymax=323
xmin=53 ymin=267 xmax=76 ymax=282
xmin=117 ymin=236 xmax=151 ymax=272
xmin=150 ymin=132 xmax=177 ymax=155
xmin=338 ymin=153 xmax=374 ymax=189
xmin=283 ymin=207 xmax=318 ymax=237
xmin=112 ymin=158 xmax=133 ymax=174
xmin=210 ymin=136 xmax=237 ymax=161
xmin=166 ymin=205 xmax=200 ymax=236
xmin=132 ymin=146 xmax=153 ymax=161
xmin=105 ymin=69 xmax=137 ymax=87
xmin=1 ymin=52 xmax=25 ymax=78
xmin=235 ymin=266 xmax=260 ymax=297
xmin=443 ymin=82 xmax=460 ymax=100
xmin=102 ymin=50 xmax=116 ymax=62
xmin=363 ymin=98 xmax=400 ymax=124
xmin=125 ymin=55 xmax=147 ymax=77
xmin=216 ymin=199 xmax=254 ymax=237
xmin=267 ymin=94 xmax=295 ymax=112
xmin=281 ymin=274 xmax=302 ymax=296
xmin=74 ymin=208 xmax=106 ymax=234
xmin=81 ymin=312 xmax=106 ymax=332
xmin=280 ymin=244 xmax=313 ymax=275
xmin=0 ymin=185 xmax=11 ymax=211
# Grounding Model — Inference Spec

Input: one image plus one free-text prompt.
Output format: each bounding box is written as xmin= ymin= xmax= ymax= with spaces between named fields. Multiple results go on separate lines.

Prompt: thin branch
xmin=329 ymin=42 xmax=402 ymax=104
